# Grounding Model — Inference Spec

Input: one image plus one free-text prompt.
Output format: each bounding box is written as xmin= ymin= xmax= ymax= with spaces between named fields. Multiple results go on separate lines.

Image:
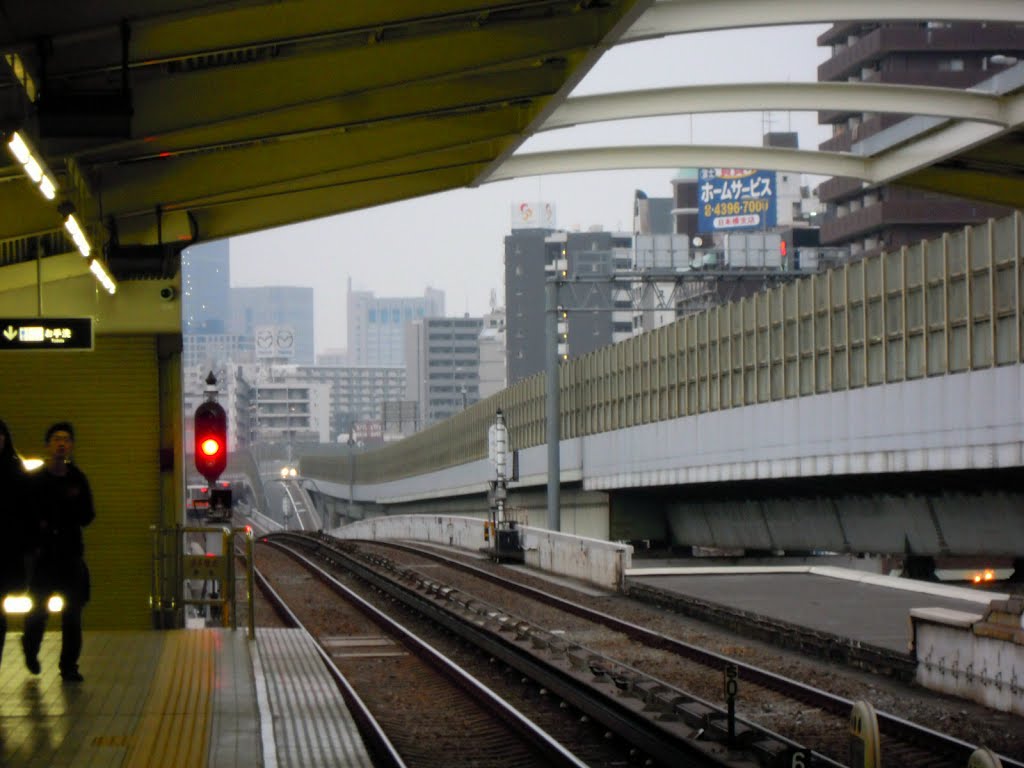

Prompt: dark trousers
xmin=23 ymin=597 xmax=84 ymax=673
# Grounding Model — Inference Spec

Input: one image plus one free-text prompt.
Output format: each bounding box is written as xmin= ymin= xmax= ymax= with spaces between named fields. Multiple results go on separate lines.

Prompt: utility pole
xmin=545 ymin=277 xmax=560 ymax=533
xmin=347 ymin=429 xmax=355 ymax=522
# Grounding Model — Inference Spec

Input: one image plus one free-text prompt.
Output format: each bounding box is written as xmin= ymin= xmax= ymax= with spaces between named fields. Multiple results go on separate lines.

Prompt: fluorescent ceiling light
xmin=6 ymin=130 xmax=57 ymax=200
xmin=89 ymin=258 xmax=117 ymax=294
xmin=64 ymin=213 xmax=92 ymax=257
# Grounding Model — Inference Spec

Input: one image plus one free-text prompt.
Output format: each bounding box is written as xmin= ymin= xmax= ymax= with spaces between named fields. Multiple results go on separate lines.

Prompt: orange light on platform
xmin=972 ymin=568 xmax=996 ymax=583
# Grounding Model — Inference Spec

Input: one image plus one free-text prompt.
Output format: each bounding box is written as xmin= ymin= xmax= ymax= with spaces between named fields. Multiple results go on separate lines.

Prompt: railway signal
xmin=194 ymin=372 xmax=228 ymax=483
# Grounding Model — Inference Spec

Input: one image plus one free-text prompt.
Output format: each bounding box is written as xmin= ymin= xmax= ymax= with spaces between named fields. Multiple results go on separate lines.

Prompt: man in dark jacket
xmin=22 ymin=422 xmax=95 ymax=683
xmin=0 ymin=418 xmax=30 ymax=669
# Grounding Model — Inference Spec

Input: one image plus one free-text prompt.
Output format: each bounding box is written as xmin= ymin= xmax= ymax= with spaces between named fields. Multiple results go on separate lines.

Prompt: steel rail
xmin=262 ymin=539 xmax=592 ymax=768
xmin=252 ymin=566 xmax=408 ymax=768
xmin=272 ymin=532 xmax=832 ymax=768
xmin=360 ymin=536 xmax=1024 ymax=768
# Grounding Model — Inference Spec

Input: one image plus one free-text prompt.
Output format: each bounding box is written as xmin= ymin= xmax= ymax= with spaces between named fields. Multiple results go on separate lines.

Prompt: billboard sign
xmin=254 ymin=325 xmax=295 ymax=358
xmin=698 ymin=169 xmax=776 ymax=233
xmin=510 ymin=201 xmax=556 ymax=230
xmin=353 ymin=420 xmax=383 ymax=442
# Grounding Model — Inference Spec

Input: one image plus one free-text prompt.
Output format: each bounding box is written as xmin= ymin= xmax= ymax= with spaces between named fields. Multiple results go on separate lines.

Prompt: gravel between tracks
xmin=251 ymin=540 xmax=1024 ymax=762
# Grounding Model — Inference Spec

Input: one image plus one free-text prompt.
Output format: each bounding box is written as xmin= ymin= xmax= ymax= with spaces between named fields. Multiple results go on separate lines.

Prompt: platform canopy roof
xmin=1 ymin=1 xmax=1022 ymax=279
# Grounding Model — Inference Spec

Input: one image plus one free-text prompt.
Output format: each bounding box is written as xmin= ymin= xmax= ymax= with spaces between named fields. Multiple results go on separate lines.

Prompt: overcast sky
xmin=220 ymin=23 xmax=832 ymax=354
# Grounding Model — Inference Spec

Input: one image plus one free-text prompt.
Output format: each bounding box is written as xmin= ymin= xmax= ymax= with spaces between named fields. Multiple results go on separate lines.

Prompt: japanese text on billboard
xmin=697 ymin=169 xmax=776 ymax=233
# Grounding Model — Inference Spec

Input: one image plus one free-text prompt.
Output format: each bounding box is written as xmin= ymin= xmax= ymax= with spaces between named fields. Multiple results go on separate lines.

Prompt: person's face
xmin=47 ymin=431 xmax=73 ymax=461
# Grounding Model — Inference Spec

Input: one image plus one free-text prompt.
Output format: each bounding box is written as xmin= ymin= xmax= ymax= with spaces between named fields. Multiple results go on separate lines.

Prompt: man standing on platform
xmin=23 ymin=422 xmax=95 ymax=683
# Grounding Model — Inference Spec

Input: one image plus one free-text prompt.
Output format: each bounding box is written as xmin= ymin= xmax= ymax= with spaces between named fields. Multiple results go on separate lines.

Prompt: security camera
xmin=159 ymin=286 xmax=177 ymax=301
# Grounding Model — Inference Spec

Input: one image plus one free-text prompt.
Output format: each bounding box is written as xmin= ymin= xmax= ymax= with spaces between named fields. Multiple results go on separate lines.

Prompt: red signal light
xmin=194 ymin=400 xmax=228 ymax=483
xmin=780 ymin=240 xmax=788 ymax=257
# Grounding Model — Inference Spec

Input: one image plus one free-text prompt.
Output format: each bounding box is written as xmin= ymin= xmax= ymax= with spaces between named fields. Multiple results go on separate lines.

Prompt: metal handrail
xmin=150 ymin=524 xmax=256 ymax=637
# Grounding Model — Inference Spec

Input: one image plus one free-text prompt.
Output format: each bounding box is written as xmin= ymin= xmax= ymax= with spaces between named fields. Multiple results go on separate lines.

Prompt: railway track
xmin=260 ymin=534 xmax=833 ymax=767
xmin=254 ymin=542 xmax=622 ymax=767
xmin=262 ymin=532 xmax=1023 ymax=768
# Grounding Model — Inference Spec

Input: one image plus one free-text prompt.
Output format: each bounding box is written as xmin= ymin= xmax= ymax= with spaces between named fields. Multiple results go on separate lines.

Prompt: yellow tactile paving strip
xmin=124 ymin=629 xmax=213 ymax=767
xmin=0 ymin=629 xmax=260 ymax=767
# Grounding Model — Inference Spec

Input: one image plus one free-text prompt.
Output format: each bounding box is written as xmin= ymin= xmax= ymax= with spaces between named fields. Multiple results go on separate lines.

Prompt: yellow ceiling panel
xmin=0 ymin=0 xmax=647 ymax=271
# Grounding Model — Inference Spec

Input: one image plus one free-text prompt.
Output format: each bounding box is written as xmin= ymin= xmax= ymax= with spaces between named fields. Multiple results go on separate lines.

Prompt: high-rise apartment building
xmin=405 ymin=316 xmax=482 ymax=427
xmin=347 ymin=279 xmax=445 ymax=366
xmin=505 ymin=227 xmax=553 ymax=385
xmin=240 ymin=368 xmax=331 ymax=445
xmin=816 ymin=21 xmax=1021 ymax=259
xmin=505 ymin=226 xmax=633 ymax=385
xmin=549 ymin=229 xmax=634 ymax=357
xmin=292 ymin=363 xmax=406 ymax=440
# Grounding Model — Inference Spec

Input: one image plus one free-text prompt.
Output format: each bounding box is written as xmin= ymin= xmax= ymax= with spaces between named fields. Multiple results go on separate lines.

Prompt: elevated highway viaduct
xmin=300 ymin=213 xmax=1024 ymax=578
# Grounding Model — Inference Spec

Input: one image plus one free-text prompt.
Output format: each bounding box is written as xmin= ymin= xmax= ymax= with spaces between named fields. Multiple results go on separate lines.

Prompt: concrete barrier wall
xmin=911 ymin=607 xmax=1023 ymax=716
xmin=329 ymin=515 xmax=633 ymax=591
xmin=520 ymin=527 xmax=633 ymax=591
xmin=331 ymin=515 xmax=487 ymax=552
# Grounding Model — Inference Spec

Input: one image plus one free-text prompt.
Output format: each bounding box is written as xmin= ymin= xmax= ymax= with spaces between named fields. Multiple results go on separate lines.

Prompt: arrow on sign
xmin=3 ymin=326 xmax=16 ymax=341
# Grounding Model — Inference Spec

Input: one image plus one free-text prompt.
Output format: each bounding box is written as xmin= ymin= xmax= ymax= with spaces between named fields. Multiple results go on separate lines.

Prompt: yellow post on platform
xmin=849 ymin=700 xmax=881 ymax=768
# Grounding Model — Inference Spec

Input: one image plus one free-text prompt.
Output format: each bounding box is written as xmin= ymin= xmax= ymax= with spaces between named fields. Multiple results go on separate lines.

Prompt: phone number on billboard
xmin=703 ymin=199 xmax=772 ymax=217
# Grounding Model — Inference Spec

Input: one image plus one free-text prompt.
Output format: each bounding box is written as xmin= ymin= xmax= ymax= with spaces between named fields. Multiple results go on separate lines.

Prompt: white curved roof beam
xmin=863 ymin=82 xmax=1024 ymax=181
xmin=544 ymin=82 xmax=1008 ymax=132
xmin=623 ymin=0 xmax=1024 ymax=41
xmin=487 ymin=145 xmax=867 ymax=183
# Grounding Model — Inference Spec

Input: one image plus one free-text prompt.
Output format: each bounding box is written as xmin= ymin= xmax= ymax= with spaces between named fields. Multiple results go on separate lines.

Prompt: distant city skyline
xmin=214 ymin=24 xmax=833 ymax=354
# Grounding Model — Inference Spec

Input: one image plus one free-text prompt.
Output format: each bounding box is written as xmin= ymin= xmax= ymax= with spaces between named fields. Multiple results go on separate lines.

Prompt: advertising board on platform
xmin=697 ymin=168 xmax=776 ymax=233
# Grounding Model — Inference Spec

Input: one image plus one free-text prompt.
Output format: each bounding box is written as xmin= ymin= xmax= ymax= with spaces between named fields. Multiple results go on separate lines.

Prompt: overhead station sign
xmin=698 ymin=168 xmax=777 ymax=233
xmin=0 ymin=317 xmax=94 ymax=351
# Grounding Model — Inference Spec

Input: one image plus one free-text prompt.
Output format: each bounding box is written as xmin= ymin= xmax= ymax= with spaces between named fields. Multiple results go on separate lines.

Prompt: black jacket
xmin=27 ymin=463 xmax=95 ymax=600
xmin=0 ymin=456 xmax=29 ymax=594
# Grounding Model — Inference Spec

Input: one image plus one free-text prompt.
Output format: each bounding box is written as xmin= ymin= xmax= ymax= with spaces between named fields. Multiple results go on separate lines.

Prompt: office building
xmin=505 ymin=200 xmax=637 ymax=384
xmin=347 ymin=280 xmax=445 ymax=366
xmin=405 ymin=316 xmax=483 ymax=427
xmin=479 ymin=305 xmax=507 ymax=400
xmin=816 ymin=21 xmax=1020 ymax=259
xmin=546 ymin=229 xmax=634 ymax=364
xmin=181 ymin=239 xmax=230 ymax=334
xmin=231 ymin=286 xmax=316 ymax=365
xmin=183 ymin=333 xmax=254 ymax=372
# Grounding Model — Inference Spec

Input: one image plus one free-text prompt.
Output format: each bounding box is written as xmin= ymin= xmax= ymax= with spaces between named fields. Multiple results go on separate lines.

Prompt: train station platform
xmin=0 ymin=627 xmax=372 ymax=767
xmin=625 ymin=563 xmax=1008 ymax=654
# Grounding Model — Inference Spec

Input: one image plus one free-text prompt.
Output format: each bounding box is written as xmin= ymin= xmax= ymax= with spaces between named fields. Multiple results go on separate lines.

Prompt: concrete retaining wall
xmin=329 ymin=515 xmax=633 ymax=591
xmin=911 ymin=603 xmax=1024 ymax=716
xmin=520 ymin=527 xmax=632 ymax=591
